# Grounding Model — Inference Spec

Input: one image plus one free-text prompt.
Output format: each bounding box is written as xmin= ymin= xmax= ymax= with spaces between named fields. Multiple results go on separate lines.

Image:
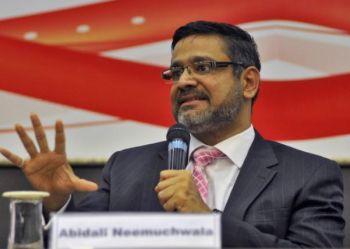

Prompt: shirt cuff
xmin=43 ymin=195 xmax=72 ymax=230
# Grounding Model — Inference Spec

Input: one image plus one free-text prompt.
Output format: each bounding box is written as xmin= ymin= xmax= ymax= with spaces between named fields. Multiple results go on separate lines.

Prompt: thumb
xmin=72 ymin=177 xmax=98 ymax=192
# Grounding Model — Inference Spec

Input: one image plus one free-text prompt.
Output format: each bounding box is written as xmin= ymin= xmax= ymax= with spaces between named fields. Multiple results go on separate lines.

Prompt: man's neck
xmin=194 ymin=121 xmax=252 ymax=146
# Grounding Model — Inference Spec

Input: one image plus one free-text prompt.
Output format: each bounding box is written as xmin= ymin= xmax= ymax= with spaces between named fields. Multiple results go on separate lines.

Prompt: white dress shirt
xmin=187 ymin=125 xmax=255 ymax=211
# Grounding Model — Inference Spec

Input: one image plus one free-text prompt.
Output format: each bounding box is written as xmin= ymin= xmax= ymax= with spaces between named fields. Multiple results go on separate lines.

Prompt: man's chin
xmin=177 ymin=108 xmax=209 ymax=125
xmin=177 ymin=108 xmax=202 ymax=121
xmin=177 ymin=112 xmax=214 ymax=135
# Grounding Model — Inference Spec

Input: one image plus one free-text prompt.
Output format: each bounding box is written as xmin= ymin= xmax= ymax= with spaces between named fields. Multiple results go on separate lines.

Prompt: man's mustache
xmin=176 ymin=88 xmax=209 ymax=105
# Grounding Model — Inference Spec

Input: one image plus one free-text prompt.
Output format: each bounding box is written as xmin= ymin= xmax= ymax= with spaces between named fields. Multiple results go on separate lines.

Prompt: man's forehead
xmin=174 ymin=34 xmax=225 ymax=47
xmin=171 ymin=35 xmax=229 ymax=64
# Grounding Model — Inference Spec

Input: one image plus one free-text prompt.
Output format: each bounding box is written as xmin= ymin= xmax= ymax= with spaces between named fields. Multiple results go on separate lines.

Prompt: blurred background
xmin=0 ymin=0 xmax=349 ymax=247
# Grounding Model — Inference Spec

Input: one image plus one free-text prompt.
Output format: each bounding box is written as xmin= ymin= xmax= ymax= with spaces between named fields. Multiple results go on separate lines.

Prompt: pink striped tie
xmin=192 ymin=147 xmax=225 ymax=202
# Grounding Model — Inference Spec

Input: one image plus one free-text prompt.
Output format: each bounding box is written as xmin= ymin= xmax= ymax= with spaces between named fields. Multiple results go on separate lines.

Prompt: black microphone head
xmin=166 ymin=123 xmax=190 ymax=145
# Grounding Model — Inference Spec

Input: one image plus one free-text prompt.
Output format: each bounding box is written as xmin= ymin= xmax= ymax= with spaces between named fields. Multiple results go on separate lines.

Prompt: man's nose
xmin=176 ymin=67 xmax=198 ymax=88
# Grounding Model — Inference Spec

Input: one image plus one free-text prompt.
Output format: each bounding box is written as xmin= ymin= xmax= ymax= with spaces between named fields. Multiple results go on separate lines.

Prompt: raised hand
xmin=0 ymin=114 xmax=98 ymax=211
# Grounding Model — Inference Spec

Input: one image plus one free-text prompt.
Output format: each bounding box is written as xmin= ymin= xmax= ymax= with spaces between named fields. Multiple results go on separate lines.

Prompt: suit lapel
xmin=141 ymin=144 xmax=168 ymax=211
xmin=224 ymin=132 xmax=278 ymax=219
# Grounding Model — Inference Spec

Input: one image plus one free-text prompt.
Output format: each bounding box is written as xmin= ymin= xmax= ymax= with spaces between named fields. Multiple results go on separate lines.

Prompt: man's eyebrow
xmin=192 ymin=56 xmax=213 ymax=62
xmin=171 ymin=56 xmax=214 ymax=67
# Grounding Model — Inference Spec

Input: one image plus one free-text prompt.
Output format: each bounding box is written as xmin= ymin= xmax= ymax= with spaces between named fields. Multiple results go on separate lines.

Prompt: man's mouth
xmin=177 ymin=94 xmax=209 ymax=107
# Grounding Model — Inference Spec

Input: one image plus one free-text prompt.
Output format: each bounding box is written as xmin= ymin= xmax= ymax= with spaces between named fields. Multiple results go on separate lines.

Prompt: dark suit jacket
xmin=68 ymin=132 xmax=345 ymax=247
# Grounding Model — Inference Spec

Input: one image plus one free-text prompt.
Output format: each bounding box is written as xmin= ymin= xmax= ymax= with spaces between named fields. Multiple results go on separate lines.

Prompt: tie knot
xmin=192 ymin=147 xmax=225 ymax=167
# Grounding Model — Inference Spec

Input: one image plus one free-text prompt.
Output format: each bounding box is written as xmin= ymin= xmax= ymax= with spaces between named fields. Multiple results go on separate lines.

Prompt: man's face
xmin=170 ymin=35 xmax=244 ymax=135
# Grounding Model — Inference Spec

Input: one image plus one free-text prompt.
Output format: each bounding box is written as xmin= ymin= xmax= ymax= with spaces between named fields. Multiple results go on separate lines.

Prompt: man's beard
xmin=173 ymin=83 xmax=244 ymax=135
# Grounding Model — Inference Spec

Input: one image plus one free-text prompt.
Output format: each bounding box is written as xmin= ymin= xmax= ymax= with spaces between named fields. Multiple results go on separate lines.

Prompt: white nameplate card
xmin=50 ymin=212 xmax=221 ymax=249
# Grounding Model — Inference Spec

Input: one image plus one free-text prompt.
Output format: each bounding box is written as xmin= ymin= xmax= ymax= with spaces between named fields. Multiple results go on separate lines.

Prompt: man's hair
xmin=171 ymin=20 xmax=261 ymax=103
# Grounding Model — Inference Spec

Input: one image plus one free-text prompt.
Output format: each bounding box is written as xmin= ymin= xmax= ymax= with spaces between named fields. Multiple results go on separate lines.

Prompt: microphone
xmin=166 ymin=123 xmax=191 ymax=170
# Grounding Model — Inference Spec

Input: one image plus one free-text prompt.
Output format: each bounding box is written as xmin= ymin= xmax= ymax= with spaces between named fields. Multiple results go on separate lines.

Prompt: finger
xmin=0 ymin=147 xmax=24 ymax=167
xmin=72 ymin=178 xmax=98 ymax=192
xmin=30 ymin=114 xmax=50 ymax=153
xmin=15 ymin=124 xmax=38 ymax=158
xmin=160 ymin=169 xmax=190 ymax=180
xmin=54 ymin=120 xmax=66 ymax=154
xmin=157 ymin=185 xmax=176 ymax=205
xmin=163 ymin=197 xmax=177 ymax=212
xmin=155 ymin=175 xmax=182 ymax=192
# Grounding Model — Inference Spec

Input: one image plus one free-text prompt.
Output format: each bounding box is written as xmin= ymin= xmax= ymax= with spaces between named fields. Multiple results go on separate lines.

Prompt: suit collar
xmin=223 ymin=131 xmax=278 ymax=218
xmin=158 ymin=146 xmax=168 ymax=161
xmin=141 ymin=142 xmax=167 ymax=211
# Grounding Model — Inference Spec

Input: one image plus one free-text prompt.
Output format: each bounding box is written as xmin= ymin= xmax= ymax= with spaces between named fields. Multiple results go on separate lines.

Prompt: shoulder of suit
xmin=109 ymin=141 xmax=167 ymax=158
xmin=266 ymin=139 xmax=339 ymax=168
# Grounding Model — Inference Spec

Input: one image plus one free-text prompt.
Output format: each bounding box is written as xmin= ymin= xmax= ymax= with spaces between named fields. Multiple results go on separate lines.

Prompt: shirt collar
xmin=189 ymin=125 xmax=255 ymax=168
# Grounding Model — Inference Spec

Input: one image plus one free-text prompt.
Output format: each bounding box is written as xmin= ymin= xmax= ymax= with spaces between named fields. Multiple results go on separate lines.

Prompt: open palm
xmin=0 ymin=114 xmax=97 ymax=211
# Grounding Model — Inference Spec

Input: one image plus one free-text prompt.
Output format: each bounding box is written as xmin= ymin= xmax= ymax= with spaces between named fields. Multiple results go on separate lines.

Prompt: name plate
xmin=50 ymin=212 xmax=221 ymax=249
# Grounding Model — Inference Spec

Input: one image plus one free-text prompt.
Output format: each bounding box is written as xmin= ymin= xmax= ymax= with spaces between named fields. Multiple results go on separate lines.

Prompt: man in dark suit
xmin=0 ymin=21 xmax=345 ymax=247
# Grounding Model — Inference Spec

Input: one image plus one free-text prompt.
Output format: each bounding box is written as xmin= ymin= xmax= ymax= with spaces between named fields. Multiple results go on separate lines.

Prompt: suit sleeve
xmin=222 ymin=161 xmax=345 ymax=248
xmin=66 ymin=152 xmax=119 ymax=212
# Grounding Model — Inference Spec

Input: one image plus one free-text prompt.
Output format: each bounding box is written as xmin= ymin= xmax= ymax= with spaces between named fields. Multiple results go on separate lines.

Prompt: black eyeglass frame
xmin=161 ymin=61 xmax=248 ymax=81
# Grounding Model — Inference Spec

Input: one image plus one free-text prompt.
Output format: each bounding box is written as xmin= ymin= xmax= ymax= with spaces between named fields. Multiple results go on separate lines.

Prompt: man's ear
xmin=240 ymin=66 xmax=260 ymax=101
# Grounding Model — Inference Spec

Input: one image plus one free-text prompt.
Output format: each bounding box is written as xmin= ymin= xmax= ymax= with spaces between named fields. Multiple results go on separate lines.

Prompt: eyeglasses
xmin=162 ymin=61 xmax=247 ymax=82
